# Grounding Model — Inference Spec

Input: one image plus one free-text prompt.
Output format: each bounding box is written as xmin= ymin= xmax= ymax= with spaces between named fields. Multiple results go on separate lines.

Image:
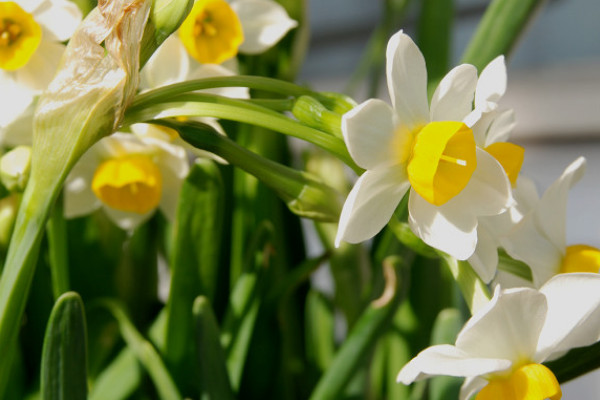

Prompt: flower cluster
xmin=333 ymin=31 xmax=600 ymax=399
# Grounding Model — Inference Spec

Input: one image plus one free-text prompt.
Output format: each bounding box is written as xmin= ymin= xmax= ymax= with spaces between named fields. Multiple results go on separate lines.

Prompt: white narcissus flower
xmin=499 ymin=157 xmax=600 ymax=288
xmin=398 ymin=273 xmax=600 ymax=400
xmin=177 ymin=0 xmax=297 ymax=65
xmin=0 ymin=0 xmax=82 ymax=130
xmin=335 ymin=31 xmax=512 ymax=260
xmin=64 ymin=132 xmax=190 ymax=230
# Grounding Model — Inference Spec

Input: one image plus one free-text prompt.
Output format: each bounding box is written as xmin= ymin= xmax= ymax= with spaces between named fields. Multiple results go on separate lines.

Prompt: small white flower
xmin=499 ymin=157 xmax=600 ymax=288
xmin=335 ymin=31 xmax=512 ymax=260
xmin=398 ymin=273 xmax=600 ymax=399
xmin=0 ymin=0 xmax=82 ymax=129
xmin=64 ymin=132 xmax=190 ymax=230
xmin=177 ymin=0 xmax=297 ymax=65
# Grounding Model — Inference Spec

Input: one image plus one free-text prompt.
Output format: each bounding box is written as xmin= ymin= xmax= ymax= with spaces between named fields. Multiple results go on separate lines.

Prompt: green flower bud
xmin=0 ymin=146 xmax=31 ymax=192
xmin=292 ymin=96 xmax=344 ymax=139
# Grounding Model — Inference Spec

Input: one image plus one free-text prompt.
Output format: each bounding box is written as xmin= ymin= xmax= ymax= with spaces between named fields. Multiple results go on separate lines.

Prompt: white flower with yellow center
xmin=64 ymin=132 xmax=190 ymax=230
xmin=177 ymin=0 xmax=297 ymax=65
xmin=499 ymin=157 xmax=600 ymax=288
xmin=0 ymin=0 xmax=82 ymax=129
xmin=398 ymin=273 xmax=600 ymax=400
xmin=335 ymin=31 xmax=512 ymax=260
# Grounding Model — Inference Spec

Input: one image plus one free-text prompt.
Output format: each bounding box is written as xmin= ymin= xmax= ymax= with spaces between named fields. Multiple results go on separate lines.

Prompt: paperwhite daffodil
xmin=499 ymin=157 xmax=600 ymax=288
xmin=398 ymin=273 xmax=600 ymax=399
xmin=335 ymin=31 xmax=512 ymax=260
xmin=0 ymin=0 xmax=82 ymax=130
xmin=177 ymin=0 xmax=297 ymax=65
xmin=64 ymin=132 xmax=190 ymax=230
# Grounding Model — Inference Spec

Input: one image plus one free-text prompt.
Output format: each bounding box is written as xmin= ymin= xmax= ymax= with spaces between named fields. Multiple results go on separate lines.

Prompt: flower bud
xmin=0 ymin=146 xmax=31 ymax=192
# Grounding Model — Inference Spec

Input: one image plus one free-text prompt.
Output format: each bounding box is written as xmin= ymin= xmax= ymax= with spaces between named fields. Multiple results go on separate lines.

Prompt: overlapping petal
xmin=335 ymin=166 xmax=410 ymax=246
xmin=430 ymin=64 xmax=478 ymax=122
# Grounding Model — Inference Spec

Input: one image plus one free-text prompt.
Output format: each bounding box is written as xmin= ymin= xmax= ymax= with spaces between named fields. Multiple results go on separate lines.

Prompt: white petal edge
xmin=63 ymin=146 xmax=102 ymax=218
xmin=335 ymin=166 xmax=410 ymax=247
xmin=341 ymin=99 xmax=398 ymax=170
xmin=475 ymin=55 xmax=506 ymax=111
xmin=460 ymin=377 xmax=489 ymax=400
xmin=455 ymin=286 xmax=547 ymax=362
xmin=397 ymin=344 xmax=512 ymax=384
xmin=430 ymin=64 xmax=477 ymax=122
xmin=141 ymin=35 xmax=190 ymax=89
xmin=233 ymin=0 xmax=298 ymax=54
xmin=103 ymin=206 xmax=154 ymax=231
xmin=35 ymin=0 xmax=82 ymax=41
xmin=386 ymin=31 xmax=429 ymax=128
xmin=468 ymin=224 xmax=499 ymax=283
xmin=484 ymin=109 xmax=516 ymax=146
xmin=536 ymin=273 xmax=600 ymax=362
xmin=15 ymin=40 xmax=65 ymax=92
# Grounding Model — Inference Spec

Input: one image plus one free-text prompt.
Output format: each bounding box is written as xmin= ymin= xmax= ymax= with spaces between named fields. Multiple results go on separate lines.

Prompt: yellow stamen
xmin=178 ymin=0 xmax=244 ymax=64
xmin=0 ymin=2 xmax=42 ymax=70
xmin=92 ymin=155 xmax=162 ymax=214
xmin=485 ymin=142 xmax=525 ymax=187
xmin=560 ymin=244 xmax=600 ymax=274
xmin=476 ymin=363 xmax=561 ymax=400
xmin=406 ymin=121 xmax=477 ymax=206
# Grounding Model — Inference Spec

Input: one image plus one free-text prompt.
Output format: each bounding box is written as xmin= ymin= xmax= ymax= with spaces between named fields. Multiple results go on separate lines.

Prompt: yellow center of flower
xmin=0 ymin=1 xmax=42 ymax=70
xmin=476 ymin=363 xmax=561 ymax=400
xmin=178 ymin=0 xmax=244 ymax=64
xmin=92 ymin=155 xmax=162 ymax=214
xmin=559 ymin=244 xmax=600 ymax=274
xmin=485 ymin=142 xmax=525 ymax=187
xmin=405 ymin=121 xmax=477 ymax=206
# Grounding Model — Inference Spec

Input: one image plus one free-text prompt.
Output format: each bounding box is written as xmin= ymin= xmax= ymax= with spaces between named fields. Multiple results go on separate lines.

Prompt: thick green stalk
xmin=46 ymin=198 xmax=70 ymax=299
xmin=461 ymin=0 xmax=547 ymax=70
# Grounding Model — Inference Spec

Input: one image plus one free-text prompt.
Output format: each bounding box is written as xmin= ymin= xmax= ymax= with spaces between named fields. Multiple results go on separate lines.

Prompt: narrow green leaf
xmin=461 ymin=0 xmax=547 ymax=70
xmin=89 ymin=350 xmax=140 ymax=400
xmin=546 ymin=340 xmax=600 ymax=384
xmin=309 ymin=256 xmax=407 ymax=400
xmin=221 ymin=222 xmax=272 ymax=391
xmin=194 ymin=296 xmax=235 ymax=400
xmin=165 ymin=160 xmax=224 ymax=394
xmin=99 ymin=300 xmax=181 ymax=400
xmin=417 ymin=0 xmax=453 ymax=96
xmin=41 ymin=292 xmax=88 ymax=400
xmin=305 ymin=290 xmax=335 ymax=374
xmin=46 ymin=197 xmax=70 ymax=300
xmin=429 ymin=309 xmax=465 ymax=400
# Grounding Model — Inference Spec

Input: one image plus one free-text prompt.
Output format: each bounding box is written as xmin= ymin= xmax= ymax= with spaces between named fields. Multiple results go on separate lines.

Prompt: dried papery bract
xmin=0 ymin=0 xmax=152 ymax=393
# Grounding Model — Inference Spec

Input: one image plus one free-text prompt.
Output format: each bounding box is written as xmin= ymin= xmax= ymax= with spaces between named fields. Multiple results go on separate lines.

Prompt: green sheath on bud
xmin=293 ymin=96 xmax=344 ymax=139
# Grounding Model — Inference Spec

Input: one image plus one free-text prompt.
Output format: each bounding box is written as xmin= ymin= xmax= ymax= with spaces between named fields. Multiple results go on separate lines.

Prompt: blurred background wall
xmin=299 ymin=0 xmax=600 ymax=397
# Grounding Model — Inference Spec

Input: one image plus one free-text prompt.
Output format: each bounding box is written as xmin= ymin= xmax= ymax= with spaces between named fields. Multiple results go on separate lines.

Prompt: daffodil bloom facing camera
xmin=0 ymin=0 xmax=81 ymax=129
xmin=335 ymin=31 xmax=512 ymax=260
xmin=64 ymin=132 xmax=190 ymax=230
xmin=499 ymin=157 xmax=600 ymax=288
xmin=178 ymin=0 xmax=297 ymax=64
xmin=398 ymin=273 xmax=600 ymax=400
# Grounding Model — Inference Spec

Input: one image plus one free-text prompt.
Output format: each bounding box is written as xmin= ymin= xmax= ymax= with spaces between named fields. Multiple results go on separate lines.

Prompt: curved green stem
xmin=123 ymin=93 xmax=360 ymax=173
xmin=130 ymin=76 xmax=323 ymax=109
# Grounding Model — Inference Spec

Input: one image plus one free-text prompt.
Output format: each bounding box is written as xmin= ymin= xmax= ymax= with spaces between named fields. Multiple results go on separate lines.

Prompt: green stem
xmin=124 ymin=94 xmax=359 ymax=172
xmin=440 ymin=255 xmax=491 ymax=315
xmin=46 ymin=196 xmax=70 ymax=300
xmin=130 ymin=76 xmax=322 ymax=109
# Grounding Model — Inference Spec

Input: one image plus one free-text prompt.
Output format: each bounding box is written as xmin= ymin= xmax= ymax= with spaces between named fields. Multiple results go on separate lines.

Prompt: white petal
xmin=335 ymin=166 xmax=410 ymax=247
xmin=35 ymin=0 xmax=82 ymax=41
xmin=233 ymin=0 xmax=297 ymax=54
xmin=535 ymin=157 xmax=586 ymax=252
xmin=475 ymin=56 xmax=506 ymax=111
xmin=15 ymin=40 xmax=65 ymax=92
xmin=0 ymin=81 xmax=35 ymax=128
xmin=397 ymin=344 xmax=512 ymax=384
xmin=492 ymin=270 xmax=535 ymax=291
xmin=501 ymin=213 xmax=563 ymax=288
xmin=408 ymin=189 xmax=478 ymax=260
xmin=536 ymin=274 xmax=600 ymax=361
xmin=484 ymin=109 xmax=516 ymax=146
xmin=468 ymin=224 xmax=499 ymax=283
xmin=141 ymin=35 xmax=190 ymax=88
xmin=103 ymin=206 xmax=154 ymax=231
xmin=460 ymin=377 xmax=489 ymax=400
xmin=386 ymin=31 xmax=429 ymax=128
xmin=456 ymin=286 xmax=546 ymax=362
xmin=63 ymin=146 xmax=102 ymax=218
xmin=19 ymin=0 xmax=46 ymax=13
xmin=0 ymin=99 xmax=35 ymax=146
xmin=341 ymin=99 xmax=398 ymax=170
xmin=158 ymin=164 xmax=184 ymax=222
xmin=430 ymin=64 xmax=477 ymax=122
